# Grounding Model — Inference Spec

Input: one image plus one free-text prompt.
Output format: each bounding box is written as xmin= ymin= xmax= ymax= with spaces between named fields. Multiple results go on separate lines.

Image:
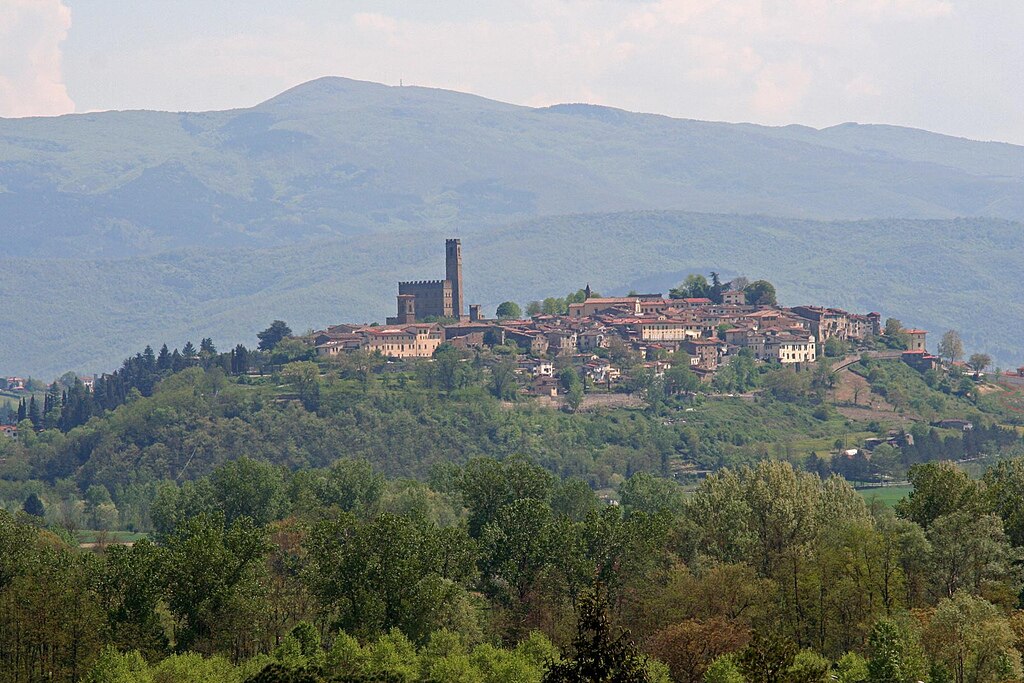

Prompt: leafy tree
xmin=543 ymin=586 xmax=651 ymax=683
xmin=210 ymin=457 xmax=289 ymax=527
xmin=490 ymin=358 xmax=519 ymax=401
xmin=938 ymin=330 xmax=964 ymax=364
xmin=306 ymin=513 xmax=476 ymax=642
xmin=923 ymin=591 xmax=1022 ymax=683
xmin=737 ymin=632 xmax=797 ymax=683
xmin=867 ymin=618 xmax=928 ymax=683
xmin=161 ymin=513 xmax=270 ymax=653
xmin=670 ymin=275 xmax=710 ymax=300
xmin=895 ymin=462 xmax=984 ymax=530
xmin=526 ymin=301 xmax=542 ymax=316
xmin=282 ymin=361 xmax=321 ymax=411
xmin=966 ymin=353 xmax=991 ymax=376
xmin=258 ymin=320 xmax=293 ymax=351
xmin=312 ymin=459 xmax=385 ymax=515
xmin=882 ymin=319 xmax=909 ymax=349
xmin=496 ymin=301 xmax=523 ymax=319
xmin=743 ymin=280 xmax=777 ymax=306
xmin=650 ymin=618 xmax=748 ymax=683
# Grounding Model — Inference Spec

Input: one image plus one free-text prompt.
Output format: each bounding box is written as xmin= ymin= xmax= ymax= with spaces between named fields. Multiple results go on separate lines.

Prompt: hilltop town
xmin=308 ymin=238 xmax=947 ymax=398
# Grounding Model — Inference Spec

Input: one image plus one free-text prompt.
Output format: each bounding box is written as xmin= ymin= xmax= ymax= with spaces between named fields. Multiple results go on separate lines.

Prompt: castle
xmin=387 ymin=239 xmax=481 ymax=324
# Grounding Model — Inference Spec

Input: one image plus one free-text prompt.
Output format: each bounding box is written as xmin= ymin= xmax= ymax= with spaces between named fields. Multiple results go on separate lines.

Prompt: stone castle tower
xmin=388 ymin=239 xmax=470 ymax=324
xmin=446 ymin=238 xmax=464 ymax=320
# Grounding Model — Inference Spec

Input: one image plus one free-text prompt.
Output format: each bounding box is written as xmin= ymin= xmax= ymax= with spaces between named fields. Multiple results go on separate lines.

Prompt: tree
xmin=258 ymin=320 xmax=292 ymax=351
xmin=22 ymin=493 xmax=45 ymax=518
xmin=736 ymin=632 xmax=797 ymax=683
xmin=966 ymin=353 xmax=991 ymax=377
xmin=867 ymin=618 xmax=928 ymax=683
xmin=883 ymin=319 xmax=909 ymax=349
xmin=543 ymin=586 xmax=651 ymax=683
xmin=200 ymin=338 xmax=217 ymax=357
xmin=496 ymin=302 xmax=523 ymax=319
xmin=490 ymin=358 xmax=519 ymax=401
xmin=938 ymin=330 xmax=964 ymax=364
xmin=923 ymin=592 xmax=1022 ymax=683
xmin=526 ymin=301 xmax=542 ymax=316
xmin=895 ymin=462 xmax=984 ymax=530
xmin=650 ymin=618 xmax=748 ymax=683
xmin=282 ymin=361 xmax=321 ymax=411
xmin=743 ymin=280 xmax=777 ymax=306
xmin=670 ymin=275 xmax=710 ymax=300
xmin=161 ymin=513 xmax=270 ymax=652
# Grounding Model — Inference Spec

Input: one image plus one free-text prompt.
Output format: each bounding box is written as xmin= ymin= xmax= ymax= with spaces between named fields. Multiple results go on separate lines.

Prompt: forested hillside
xmin=4 ymin=212 xmax=1022 ymax=378
xmin=3 ymin=76 xmax=1024 ymax=377
xmin=3 ymin=77 xmax=1023 ymax=261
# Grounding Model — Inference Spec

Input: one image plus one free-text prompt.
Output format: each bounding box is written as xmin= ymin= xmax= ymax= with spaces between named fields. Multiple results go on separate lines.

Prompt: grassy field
xmin=76 ymin=530 xmax=148 ymax=546
xmin=856 ymin=485 xmax=913 ymax=508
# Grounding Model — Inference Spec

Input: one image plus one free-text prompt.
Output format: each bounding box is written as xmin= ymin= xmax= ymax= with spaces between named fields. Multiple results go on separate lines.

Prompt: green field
xmin=856 ymin=485 xmax=913 ymax=508
xmin=76 ymin=530 xmax=148 ymax=546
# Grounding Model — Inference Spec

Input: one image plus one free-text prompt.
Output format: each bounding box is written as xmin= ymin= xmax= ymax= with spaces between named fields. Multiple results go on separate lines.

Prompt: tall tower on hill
xmin=446 ymin=238 xmax=464 ymax=321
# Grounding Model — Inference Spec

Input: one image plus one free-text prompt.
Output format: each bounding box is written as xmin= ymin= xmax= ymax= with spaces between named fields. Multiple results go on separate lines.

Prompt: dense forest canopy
xmin=1 ymin=321 xmax=1024 ymax=681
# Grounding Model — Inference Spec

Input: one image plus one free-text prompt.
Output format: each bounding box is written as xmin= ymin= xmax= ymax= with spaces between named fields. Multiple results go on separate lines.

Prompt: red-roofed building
xmin=904 ymin=329 xmax=927 ymax=352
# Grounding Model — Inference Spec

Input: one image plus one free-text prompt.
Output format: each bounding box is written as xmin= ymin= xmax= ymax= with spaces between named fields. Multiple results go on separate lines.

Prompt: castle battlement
xmin=395 ymin=240 xmax=465 ymax=322
xmin=399 ymin=279 xmax=449 ymax=287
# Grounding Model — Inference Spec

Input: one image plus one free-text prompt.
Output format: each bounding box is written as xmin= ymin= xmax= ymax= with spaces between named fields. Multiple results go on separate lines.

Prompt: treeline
xmin=812 ymin=422 xmax=1020 ymax=482
xmin=7 ymin=457 xmax=1024 ymax=682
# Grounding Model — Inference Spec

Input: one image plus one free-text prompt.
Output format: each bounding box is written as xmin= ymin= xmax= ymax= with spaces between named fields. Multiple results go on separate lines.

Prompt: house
xmin=361 ymin=324 xmax=443 ymax=359
xmin=848 ymin=313 xmax=882 ymax=340
xmin=4 ymin=377 xmax=26 ymax=392
xmin=902 ymin=349 xmax=939 ymax=371
xmin=790 ymin=306 xmax=850 ymax=342
xmin=682 ymin=338 xmax=721 ymax=371
xmin=722 ymin=290 xmax=746 ymax=305
xmin=316 ymin=335 xmax=364 ymax=357
xmin=764 ymin=333 xmax=817 ymax=365
xmin=0 ymin=425 xmax=17 ymax=440
xmin=504 ymin=329 xmax=550 ymax=356
xmin=578 ymin=329 xmax=608 ymax=352
xmin=904 ymin=329 xmax=927 ymax=352
xmin=518 ymin=359 xmax=554 ymax=377
xmin=546 ymin=331 xmax=579 ymax=356
xmin=932 ymin=419 xmax=974 ymax=431
xmin=568 ymin=297 xmax=642 ymax=318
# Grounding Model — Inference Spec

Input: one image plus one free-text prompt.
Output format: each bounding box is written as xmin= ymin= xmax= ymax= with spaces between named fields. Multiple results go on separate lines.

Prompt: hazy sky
xmin=2 ymin=0 xmax=1022 ymax=144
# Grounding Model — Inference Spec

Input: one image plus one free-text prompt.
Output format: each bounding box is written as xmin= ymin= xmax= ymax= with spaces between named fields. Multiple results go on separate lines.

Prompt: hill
xmin=2 ymin=211 xmax=1022 ymax=378
xmin=2 ymin=77 xmax=1024 ymax=261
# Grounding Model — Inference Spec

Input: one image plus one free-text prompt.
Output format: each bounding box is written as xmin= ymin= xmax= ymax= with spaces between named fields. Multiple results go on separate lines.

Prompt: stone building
xmin=388 ymin=239 xmax=467 ymax=323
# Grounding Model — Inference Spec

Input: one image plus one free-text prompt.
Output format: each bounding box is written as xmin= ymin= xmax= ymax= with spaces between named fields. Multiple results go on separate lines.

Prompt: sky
xmin=1 ymin=0 xmax=1023 ymax=144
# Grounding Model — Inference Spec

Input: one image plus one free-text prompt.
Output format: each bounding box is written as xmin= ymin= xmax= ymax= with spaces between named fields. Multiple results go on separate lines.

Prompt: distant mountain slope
xmin=2 ymin=212 xmax=1021 ymax=378
xmin=2 ymin=77 xmax=1023 ymax=259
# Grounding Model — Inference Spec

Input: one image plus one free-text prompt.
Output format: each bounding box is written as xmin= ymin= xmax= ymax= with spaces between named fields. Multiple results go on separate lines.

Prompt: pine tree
xmin=142 ymin=345 xmax=157 ymax=372
xmin=543 ymin=584 xmax=650 ymax=683
xmin=17 ymin=398 xmax=26 ymax=422
xmin=22 ymin=493 xmax=45 ymax=518
xmin=157 ymin=344 xmax=172 ymax=371
xmin=200 ymin=338 xmax=216 ymax=356
xmin=182 ymin=341 xmax=197 ymax=360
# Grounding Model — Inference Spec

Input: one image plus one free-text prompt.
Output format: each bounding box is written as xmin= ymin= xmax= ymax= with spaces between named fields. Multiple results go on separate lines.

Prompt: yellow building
xmin=360 ymin=324 xmax=443 ymax=358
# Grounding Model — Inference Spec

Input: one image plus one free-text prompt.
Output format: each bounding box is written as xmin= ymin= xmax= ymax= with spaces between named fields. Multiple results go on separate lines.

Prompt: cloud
xmin=0 ymin=0 xmax=75 ymax=118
